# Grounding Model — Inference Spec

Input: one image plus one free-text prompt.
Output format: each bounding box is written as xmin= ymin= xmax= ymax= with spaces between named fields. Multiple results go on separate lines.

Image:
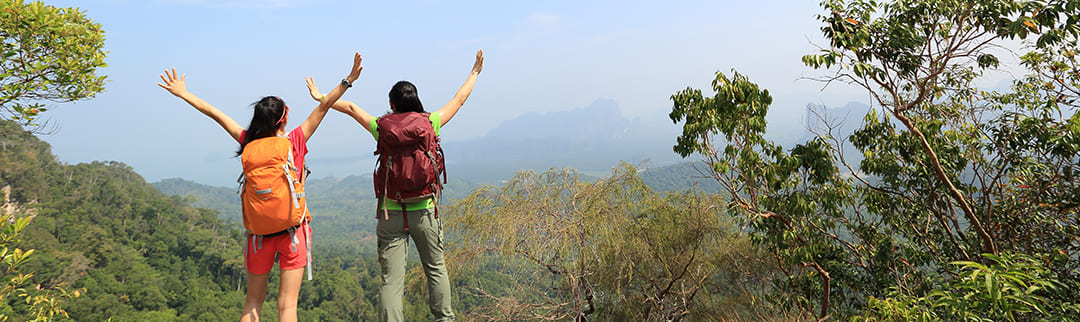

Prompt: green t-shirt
xmin=370 ymin=112 xmax=442 ymax=211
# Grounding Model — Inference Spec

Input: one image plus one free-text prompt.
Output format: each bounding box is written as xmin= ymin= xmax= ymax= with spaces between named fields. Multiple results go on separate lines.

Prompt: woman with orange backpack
xmin=306 ymin=50 xmax=483 ymax=322
xmin=157 ymin=52 xmax=363 ymax=322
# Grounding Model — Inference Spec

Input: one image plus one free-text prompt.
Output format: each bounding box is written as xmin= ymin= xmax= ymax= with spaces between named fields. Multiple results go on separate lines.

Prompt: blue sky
xmin=37 ymin=0 xmax=878 ymax=186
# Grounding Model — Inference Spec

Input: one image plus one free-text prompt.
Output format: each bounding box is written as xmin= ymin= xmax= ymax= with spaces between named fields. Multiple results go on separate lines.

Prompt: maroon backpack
xmin=373 ymin=112 xmax=446 ymax=228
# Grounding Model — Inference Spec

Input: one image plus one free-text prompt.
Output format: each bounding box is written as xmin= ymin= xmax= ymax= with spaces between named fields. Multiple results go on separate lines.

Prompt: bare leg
xmin=240 ymin=271 xmax=271 ymax=322
xmin=277 ymin=267 xmax=306 ymax=322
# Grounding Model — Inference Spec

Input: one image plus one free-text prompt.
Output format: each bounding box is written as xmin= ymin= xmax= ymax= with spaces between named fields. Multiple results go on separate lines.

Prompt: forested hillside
xmin=639 ymin=162 xmax=725 ymax=193
xmin=0 ymin=120 xmax=399 ymax=320
xmin=152 ymin=178 xmax=239 ymax=222
xmin=1 ymin=120 xmax=240 ymax=320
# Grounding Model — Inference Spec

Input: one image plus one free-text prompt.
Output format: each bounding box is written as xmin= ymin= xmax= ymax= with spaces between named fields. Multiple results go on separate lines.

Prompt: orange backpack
xmin=239 ymin=136 xmax=308 ymax=235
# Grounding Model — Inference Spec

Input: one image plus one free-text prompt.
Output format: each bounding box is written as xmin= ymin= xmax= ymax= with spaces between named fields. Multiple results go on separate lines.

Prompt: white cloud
xmin=525 ymin=13 xmax=561 ymax=33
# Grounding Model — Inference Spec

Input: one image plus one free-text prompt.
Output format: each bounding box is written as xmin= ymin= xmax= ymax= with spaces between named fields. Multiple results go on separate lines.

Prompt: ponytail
xmin=236 ymin=96 xmax=287 ymax=156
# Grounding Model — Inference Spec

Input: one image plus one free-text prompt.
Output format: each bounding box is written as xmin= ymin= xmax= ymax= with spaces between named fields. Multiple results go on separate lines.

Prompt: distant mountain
xmin=482 ymin=99 xmax=637 ymax=141
xmin=438 ymin=99 xmax=876 ymax=185
xmin=153 ymin=177 xmax=240 ymax=222
xmin=797 ymin=101 xmax=873 ymax=144
xmin=639 ymin=162 xmax=726 ymax=193
xmin=444 ymin=99 xmax=681 ymax=183
xmin=800 ymin=101 xmax=874 ymax=167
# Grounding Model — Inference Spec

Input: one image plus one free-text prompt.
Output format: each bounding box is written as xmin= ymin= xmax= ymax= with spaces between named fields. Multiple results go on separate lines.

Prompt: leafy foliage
xmin=861 ymin=252 xmax=1080 ymax=321
xmin=445 ymin=164 xmax=788 ymax=320
xmin=0 ymin=0 xmax=107 ymax=132
xmin=672 ymin=69 xmax=864 ymax=318
xmin=671 ymin=0 xmax=1080 ymax=319
xmin=0 ymin=205 xmax=82 ymax=321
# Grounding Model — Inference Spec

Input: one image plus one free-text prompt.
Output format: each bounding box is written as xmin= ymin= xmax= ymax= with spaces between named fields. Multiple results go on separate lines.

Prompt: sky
xmin=34 ymin=0 xmax=889 ymax=186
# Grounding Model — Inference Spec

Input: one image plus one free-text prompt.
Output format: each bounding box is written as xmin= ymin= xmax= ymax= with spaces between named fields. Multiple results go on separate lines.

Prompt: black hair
xmin=388 ymin=81 xmax=424 ymax=113
xmin=236 ymin=96 xmax=287 ymax=156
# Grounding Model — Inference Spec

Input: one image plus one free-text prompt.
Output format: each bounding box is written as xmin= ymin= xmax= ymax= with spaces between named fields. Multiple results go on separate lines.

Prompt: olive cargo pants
xmin=377 ymin=208 xmax=454 ymax=321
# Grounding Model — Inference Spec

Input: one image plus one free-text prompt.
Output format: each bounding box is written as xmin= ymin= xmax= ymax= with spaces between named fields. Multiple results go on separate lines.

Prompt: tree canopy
xmin=0 ymin=0 xmax=107 ymax=133
xmin=445 ymin=164 xmax=785 ymax=320
xmin=671 ymin=0 xmax=1080 ymax=319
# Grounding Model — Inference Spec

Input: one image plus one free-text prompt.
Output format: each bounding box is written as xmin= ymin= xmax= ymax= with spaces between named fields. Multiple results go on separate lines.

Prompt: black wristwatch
xmin=341 ymin=78 xmax=352 ymax=88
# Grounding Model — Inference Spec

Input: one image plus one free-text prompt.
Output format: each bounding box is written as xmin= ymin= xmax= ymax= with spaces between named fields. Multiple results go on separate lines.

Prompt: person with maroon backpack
xmin=307 ymin=50 xmax=483 ymax=321
xmin=159 ymin=53 xmax=363 ymax=322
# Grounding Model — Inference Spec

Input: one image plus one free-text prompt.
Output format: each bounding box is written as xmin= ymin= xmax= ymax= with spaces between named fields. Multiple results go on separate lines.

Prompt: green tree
xmin=1 ymin=120 xmax=251 ymax=320
xmin=0 ymin=202 xmax=81 ymax=321
xmin=445 ymin=164 xmax=782 ymax=320
xmin=670 ymin=0 xmax=1080 ymax=319
xmin=861 ymin=253 xmax=1080 ymax=321
xmin=0 ymin=0 xmax=107 ymax=132
xmin=0 ymin=121 xmax=83 ymax=321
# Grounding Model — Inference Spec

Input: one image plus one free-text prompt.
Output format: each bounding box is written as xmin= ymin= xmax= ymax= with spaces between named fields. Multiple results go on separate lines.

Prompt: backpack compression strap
xmin=284 ymin=149 xmax=305 ymax=212
xmin=284 ymin=146 xmax=314 ymax=280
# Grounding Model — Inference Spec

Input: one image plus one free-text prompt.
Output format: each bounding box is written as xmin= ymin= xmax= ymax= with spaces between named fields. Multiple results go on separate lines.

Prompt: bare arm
xmin=158 ymin=68 xmax=244 ymax=142
xmin=437 ymin=49 xmax=484 ymax=126
xmin=300 ymin=52 xmax=365 ymax=140
xmin=306 ymin=76 xmax=376 ymax=133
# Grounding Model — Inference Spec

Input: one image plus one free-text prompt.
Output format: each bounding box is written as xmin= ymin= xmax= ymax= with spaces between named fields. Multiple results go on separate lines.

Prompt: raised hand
xmin=157 ymin=68 xmax=187 ymax=97
xmin=155 ymin=67 xmax=243 ymax=140
xmin=301 ymin=52 xmax=365 ymax=140
xmin=471 ymin=49 xmax=484 ymax=75
xmin=346 ymin=52 xmax=363 ymax=82
xmin=436 ymin=49 xmax=485 ymax=126
xmin=305 ymin=76 xmax=323 ymax=101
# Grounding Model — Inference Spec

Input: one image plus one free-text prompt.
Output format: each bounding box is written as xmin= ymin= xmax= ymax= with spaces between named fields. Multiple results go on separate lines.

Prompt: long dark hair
xmin=236 ymin=96 xmax=287 ymax=156
xmin=388 ymin=81 xmax=424 ymax=113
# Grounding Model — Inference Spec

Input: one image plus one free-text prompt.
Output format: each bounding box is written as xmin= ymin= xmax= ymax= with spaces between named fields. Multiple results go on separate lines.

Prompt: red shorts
xmin=245 ymin=223 xmax=310 ymax=274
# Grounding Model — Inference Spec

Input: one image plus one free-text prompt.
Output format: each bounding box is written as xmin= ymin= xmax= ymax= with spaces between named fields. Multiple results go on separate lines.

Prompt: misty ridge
xmin=291 ymin=98 xmax=872 ymax=186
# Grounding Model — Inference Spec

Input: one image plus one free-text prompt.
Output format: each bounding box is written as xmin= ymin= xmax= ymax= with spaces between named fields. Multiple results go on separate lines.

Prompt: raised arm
xmin=437 ymin=49 xmax=484 ymax=126
xmin=299 ymin=52 xmax=365 ymax=140
xmin=306 ymin=76 xmax=376 ymax=133
xmin=158 ymin=68 xmax=244 ymax=142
